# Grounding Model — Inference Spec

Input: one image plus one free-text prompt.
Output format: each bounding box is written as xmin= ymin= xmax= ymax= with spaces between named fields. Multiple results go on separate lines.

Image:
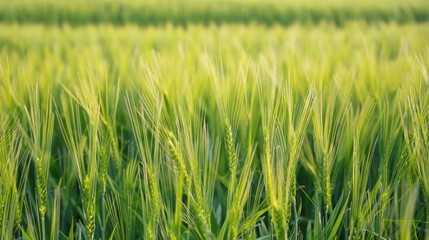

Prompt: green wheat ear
xmin=167 ymin=132 xmax=189 ymax=187
xmin=106 ymin=123 xmax=121 ymax=174
xmin=13 ymin=187 xmax=21 ymax=228
xmin=224 ymin=117 xmax=240 ymax=239
xmin=263 ymin=127 xmax=273 ymax=203
xmin=263 ymin=127 xmax=284 ymax=238
xmin=273 ymin=200 xmax=286 ymax=239
xmin=167 ymin=136 xmax=180 ymax=174
xmin=224 ymin=118 xmax=237 ymax=174
xmin=148 ymin=168 xmax=160 ymax=221
xmin=83 ymin=175 xmax=95 ymax=239
xmin=323 ymin=154 xmax=332 ymax=212
xmin=98 ymin=145 xmax=108 ymax=193
xmin=36 ymin=157 xmax=47 ymax=217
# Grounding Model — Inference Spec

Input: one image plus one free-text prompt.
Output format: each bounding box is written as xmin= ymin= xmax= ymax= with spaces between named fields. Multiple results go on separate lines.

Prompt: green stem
xmin=324 ymin=208 xmax=328 ymax=240
xmin=42 ymin=216 xmax=46 ymax=240
xmin=102 ymin=193 xmax=106 ymax=240
xmin=426 ymin=200 xmax=429 ymax=240
xmin=294 ymin=203 xmax=298 ymax=240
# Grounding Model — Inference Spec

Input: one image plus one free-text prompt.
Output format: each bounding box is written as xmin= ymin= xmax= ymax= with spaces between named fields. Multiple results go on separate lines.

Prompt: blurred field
xmin=2 ymin=22 xmax=428 ymax=109
xmin=0 ymin=0 xmax=429 ymax=26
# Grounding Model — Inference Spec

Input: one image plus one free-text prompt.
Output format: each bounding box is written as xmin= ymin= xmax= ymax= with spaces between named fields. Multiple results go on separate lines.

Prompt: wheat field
xmin=1 ymin=1 xmax=429 ymax=239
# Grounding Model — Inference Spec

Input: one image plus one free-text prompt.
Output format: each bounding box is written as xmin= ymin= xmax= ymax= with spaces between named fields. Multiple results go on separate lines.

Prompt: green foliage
xmin=0 ymin=10 xmax=429 ymax=240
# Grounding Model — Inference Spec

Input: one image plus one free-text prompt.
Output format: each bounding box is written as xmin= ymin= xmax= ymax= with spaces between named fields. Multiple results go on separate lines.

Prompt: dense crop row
xmin=0 ymin=1 xmax=429 ymax=26
xmin=1 ymin=23 xmax=429 ymax=239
